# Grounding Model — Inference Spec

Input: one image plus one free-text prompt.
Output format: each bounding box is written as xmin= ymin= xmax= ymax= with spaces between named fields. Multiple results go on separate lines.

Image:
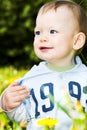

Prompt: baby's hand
xmin=2 ymin=82 xmax=30 ymax=111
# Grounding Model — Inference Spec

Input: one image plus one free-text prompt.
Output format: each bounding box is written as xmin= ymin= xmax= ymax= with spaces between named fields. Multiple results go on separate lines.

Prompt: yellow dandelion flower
xmin=20 ymin=121 xmax=27 ymax=128
xmin=37 ymin=117 xmax=58 ymax=128
xmin=74 ymin=101 xmax=83 ymax=112
xmin=0 ymin=121 xmax=6 ymax=128
xmin=8 ymin=76 xmax=20 ymax=84
xmin=0 ymin=108 xmax=3 ymax=113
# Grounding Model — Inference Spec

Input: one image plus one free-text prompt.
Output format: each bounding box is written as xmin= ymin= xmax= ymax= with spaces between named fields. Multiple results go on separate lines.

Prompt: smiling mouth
xmin=40 ymin=47 xmax=53 ymax=50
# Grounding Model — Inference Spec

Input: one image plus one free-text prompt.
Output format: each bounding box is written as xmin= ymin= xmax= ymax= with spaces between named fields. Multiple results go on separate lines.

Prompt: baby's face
xmin=34 ymin=6 xmax=79 ymax=66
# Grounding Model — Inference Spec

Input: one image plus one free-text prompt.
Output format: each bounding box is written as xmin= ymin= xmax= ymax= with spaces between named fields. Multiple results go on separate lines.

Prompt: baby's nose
xmin=40 ymin=34 xmax=48 ymax=42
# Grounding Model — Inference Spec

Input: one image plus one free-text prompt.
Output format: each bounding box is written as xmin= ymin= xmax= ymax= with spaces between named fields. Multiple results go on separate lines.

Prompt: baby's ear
xmin=73 ymin=32 xmax=86 ymax=50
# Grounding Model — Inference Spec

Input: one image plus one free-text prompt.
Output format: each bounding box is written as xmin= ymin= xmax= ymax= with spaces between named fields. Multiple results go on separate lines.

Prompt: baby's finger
xmin=10 ymin=82 xmax=19 ymax=87
xmin=10 ymin=85 xmax=29 ymax=93
xmin=14 ymin=93 xmax=29 ymax=103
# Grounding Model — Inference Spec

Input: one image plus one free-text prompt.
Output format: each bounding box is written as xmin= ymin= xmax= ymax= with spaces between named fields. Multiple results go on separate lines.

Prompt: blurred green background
xmin=0 ymin=0 xmax=87 ymax=69
xmin=0 ymin=0 xmax=87 ymax=129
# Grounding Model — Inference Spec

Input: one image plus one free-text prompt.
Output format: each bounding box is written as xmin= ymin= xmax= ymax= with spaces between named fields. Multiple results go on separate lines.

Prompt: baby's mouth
xmin=39 ymin=46 xmax=53 ymax=50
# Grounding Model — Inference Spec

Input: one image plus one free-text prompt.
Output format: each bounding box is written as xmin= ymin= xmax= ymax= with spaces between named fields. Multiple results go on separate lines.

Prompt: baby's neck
xmin=46 ymin=64 xmax=75 ymax=72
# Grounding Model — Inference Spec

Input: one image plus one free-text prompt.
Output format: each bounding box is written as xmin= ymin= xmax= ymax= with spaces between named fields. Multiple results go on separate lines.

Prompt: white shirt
xmin=0 ymin=56 xmax=87 ymax=130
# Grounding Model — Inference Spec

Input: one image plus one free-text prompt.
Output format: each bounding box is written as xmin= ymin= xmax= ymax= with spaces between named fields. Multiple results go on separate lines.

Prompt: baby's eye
xmin=35 ymin=31 xmax=41 ymax=35
xmin=50 ymin=30 xmax=58 ymax=34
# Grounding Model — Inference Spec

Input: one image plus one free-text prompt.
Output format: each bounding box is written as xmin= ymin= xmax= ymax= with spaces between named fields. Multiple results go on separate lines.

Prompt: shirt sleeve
xmin=6 ymin=103 xmax=28 ymax=122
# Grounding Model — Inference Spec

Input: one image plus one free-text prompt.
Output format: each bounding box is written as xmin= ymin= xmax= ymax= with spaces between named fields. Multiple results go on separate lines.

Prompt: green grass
xmin=0 ymin=66 xmax=28 ymax=130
